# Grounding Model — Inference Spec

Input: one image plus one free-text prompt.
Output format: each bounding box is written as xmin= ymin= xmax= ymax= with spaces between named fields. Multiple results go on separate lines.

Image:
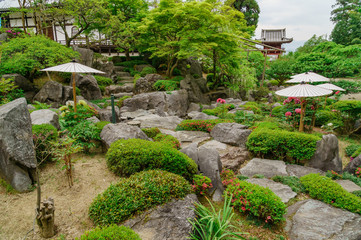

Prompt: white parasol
xmin=286 ymin=71 xmax=330 ymax=83
xmin=275 ymin=83 xmax=332 ymax=132
xmin=41 ymin=60 xmax=105 ymax=112
xmin=317 ymin=83 xmax=345 ymax=91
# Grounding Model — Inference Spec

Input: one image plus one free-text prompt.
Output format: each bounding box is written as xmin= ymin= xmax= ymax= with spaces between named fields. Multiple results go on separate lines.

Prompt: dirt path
xmin=0 ymin=154 xmax=118 ymax=240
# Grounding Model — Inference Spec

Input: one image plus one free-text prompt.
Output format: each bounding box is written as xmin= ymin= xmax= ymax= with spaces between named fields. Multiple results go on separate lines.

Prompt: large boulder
xmin=0 ymin=98 xmax=36 ymax=192
xmin=0 ymin=32 xmax=7 ymax=43
xmin=121 ymin=91 xmax=189 ymax=117
xmin=72 ymin=46 xmax=93 ymax=67
xmin=239 ymin=158 xmax=288 ymax=178
xmin=210 ymin=123 xmax=251 ymax=147
xmin=197 ymin=147 xmax=224 ymax=201
xmin=220 ymin=147 xmax=250 ymax=172
xmin=100 ymin=123 xmax=150 ymax=148
xmin=344 ymin=153 xmax=361 ymax=175
xmin=73 ymin=74 xmax=102 ymax=100
xmin=134 ymin=74 xmax=163 ymax=94
xmin=133 ymin=115 xmax=182 ymax=130
xmin=180 ymin=75 xmax=210 ymax=104
xmin=180 ymin=143 xmax=199 ymax=166
xmin=123 ymin=194 xmax=198 ymax=240
xmin=30 ymin=109 xmax=60 ymax=130
xmin=285 ymin=199 xmax=361 ymax=240
xmin=178 ymin=58 xmax=202 ymax=77
xmin=286 ymin=164 xmax=325 ymax=178
xmin=307 ymin=134 xmax=342 ymax=173
xmin=33 ymin=80 xmax=72 ymax=107
xmin=188 ymin=111 xmax=218 ymax=120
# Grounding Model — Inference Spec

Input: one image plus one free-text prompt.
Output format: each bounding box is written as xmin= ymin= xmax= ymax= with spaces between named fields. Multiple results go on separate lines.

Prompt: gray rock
xmin=86 ymin=116 xmax=100 ymax=123
xmin=30 ymin=109 xmax=60 ymax=130
xmin=344 ymin=154 xmax=361 ymax=175
xmin=0 ymin=33 xmax=7 ymax=43
xmin=308 ymin=134 xmax=342 ymax=173
xmin=133 ymin=115 xmax=182 ymax=130
xmin=123 ymin=194 xmax=197 ymax=240
xmin=73 ymin=74 xmax=102 ymax=100
xmin=286 ymin=165 xmax=325 ymax=178
xmin=272 ymin=102 xmax=282 ymax=108
xmin=335 ymin=180 xmax=361 ymax=193
xmin=188 ymin=111 xmax=218 ymax=120
xmin=187 ymin=103 xmax=201 ymax=113
xmin=197 ymin=147 xmax=224 ymax=201
xmin=73 ymin=46 xmax=93 ymax=67
xmin=180 ymin=75 xmax=210 ymax=104
xmin=210 ymin=123 xmax=251 ymax=147
xmin=285 ymin=199 xmax=361 ymax=240
xmin=27 ymin=104 xmax=36 ymax=110
xmin=134 ymin=74 xmax=163 ymax=94
xmin=95 ymin=61 xmax=114 ymax=78
xmin=220 ymin=147 xmax=250 ymax=172
xmin=178 ymin=58 xmax=203 ymax=78
xmin=0 ymin=98 xmax=36 ymax=192
xmin=165 ymin=90 xmax=189 ymax=117
xmin=113 ymin=92 xmax=133 ymax=98
xmin=239 ymin=158 xmax=288 ymax=178
xmin=224 ymin=98 xmax=244 ymax=106
xmin=246 ymin=178 xmax=297 ymax=203
xmin=121 ymin=109 xmax=150 ymax=119
xmin=200 ymin=140 xmax=227 ymax=151
xmin=2 ymin=74 xmax=34 ymax=92
xmin=100 ymin=123 xmax=150 ymax=148
xmin=168 ymin=131 xmax=210 ymax=146
xmin=180 ymin=143 xmax=199 ymax=166
xmin=98 ymin=107 xmax=120 ymax=123
xmin=33 ymin=80 xmax=71 ymax=107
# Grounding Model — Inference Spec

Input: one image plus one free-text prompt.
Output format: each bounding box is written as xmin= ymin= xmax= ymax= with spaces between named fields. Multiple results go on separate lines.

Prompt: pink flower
xmin=241 ymin=207 xmax=246 ymax=211
xmin=332 ymin=109 xmax=337 ymax=112
xmin=285 ymin=111 xmax=292 ymax=117
xmin=295 ymin=108 xmax=301 ymax=114
xmin=335 ymin=91 xmax=340 ymax=95
xmin=216 ymin=98 xmax=226 ymax=104
xmin=311 ymin=105 xmax=315 ymax=110
xmin=294 ymin=98 xmax=301 ymax=104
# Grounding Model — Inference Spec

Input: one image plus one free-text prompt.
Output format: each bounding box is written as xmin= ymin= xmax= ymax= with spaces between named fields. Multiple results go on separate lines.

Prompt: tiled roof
xmin=257 ymin=29 xmax=293 ymax=43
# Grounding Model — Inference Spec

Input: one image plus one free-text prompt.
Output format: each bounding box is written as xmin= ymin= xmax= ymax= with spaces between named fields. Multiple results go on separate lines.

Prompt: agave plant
xmin=188 ymin=194 xmax=247 ymax=240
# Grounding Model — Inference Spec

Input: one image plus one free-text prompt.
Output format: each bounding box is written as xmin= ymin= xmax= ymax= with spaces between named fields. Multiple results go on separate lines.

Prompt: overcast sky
xmin=255 ymin=0 xmax=336 ymax=52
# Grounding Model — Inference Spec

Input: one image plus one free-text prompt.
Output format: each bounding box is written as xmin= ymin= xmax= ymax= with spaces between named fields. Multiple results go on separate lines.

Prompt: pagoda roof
xmin=256 ymin=29 xmax=293 ymax=44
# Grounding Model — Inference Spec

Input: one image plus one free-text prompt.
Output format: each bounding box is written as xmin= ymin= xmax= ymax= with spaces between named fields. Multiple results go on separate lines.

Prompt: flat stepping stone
xmin=200 ymin=140 xmax=227 ymax=151
xmin=286 ymin=164 xmax=325 ymax=178
xmin=335 ymin=180 xmax=361 ymax=193
xmin=285 ymin=199 xmax=361 ymax=240
xmin=239 ymin=158 xmax=288 ymax=178
xmin=246 ymin=178 xmax=297 ymax=203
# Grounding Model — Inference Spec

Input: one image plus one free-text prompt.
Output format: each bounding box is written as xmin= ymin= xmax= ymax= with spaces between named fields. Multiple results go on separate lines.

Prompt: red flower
xmin=335 ymin=91 xmax=340 ymax=95
xmin=295 ymin=108 xmax=301 ymax=114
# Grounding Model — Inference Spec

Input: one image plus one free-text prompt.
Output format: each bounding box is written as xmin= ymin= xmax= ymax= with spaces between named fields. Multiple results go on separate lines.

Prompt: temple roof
xmin=257 ymin=29 xmax=293 ymax=44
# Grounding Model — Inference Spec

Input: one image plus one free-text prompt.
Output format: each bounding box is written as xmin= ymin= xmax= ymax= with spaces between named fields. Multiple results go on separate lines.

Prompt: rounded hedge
xmin=153 ymin=133 xmax=180 ymax=149
xmin=141 ymin=127 xmax=161 ymax=138
xmin=89 ymin=170 xmax=192 ymax=225
xmin=78 ymin=225 xmax=141 ymax=240
xmin=106 ymin=139 xmax=197 ymax=180
xmin=315 ymin=110 xmax=339 ymax=126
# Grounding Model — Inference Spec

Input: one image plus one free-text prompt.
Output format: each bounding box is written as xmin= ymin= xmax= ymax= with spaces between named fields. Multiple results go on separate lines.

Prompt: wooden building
xmin=0 ymin=0 xmax=115 ymax=53
xmin=256 ymin=29 xmax=293 ymax=59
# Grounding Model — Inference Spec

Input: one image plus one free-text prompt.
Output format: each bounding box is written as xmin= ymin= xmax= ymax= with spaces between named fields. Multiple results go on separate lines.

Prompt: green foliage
xmin=202 ymin=104 xmax=235 ymax=117
xmin=300 ymin=173 xmax=361 ymax=214
xmin=253 ymin=121 xmax=281 ymax=130
xmin=225 ymin=179 xmax=286 ymax=224
xmin=242 ymin=102 xmax=261 ymax=114
xmin=345 ymin=144 xmax=361 ymax=157
xmin=141 ymin=127 xmax=161 ymax=138
xmin=188 ymin=194 xmax=245 ymax=240
xmin=271 ymin=106 xmax=287 ymax=118
xmin=353 ymin=190 xmax=361 ymax=198
xmin=32 ymin=101 xmax=52 ymax=110
xmin=153 ymin=80 xmax=179 ymax=91
xmin=272 ymin=176 xmax=305 ymax=193
xmin=115 ymin=60 xmax=148 ymax=68
xmin=332 ymin=80 xmax=361 ymax=94
xmin=170 ymin=76 xmax=184 ymax=82
xmin=0 ymin=178 xmax=17 ymax=194
xmin=140 ymin=66 xmax=156 ymax=77
xmin=95 ymin=121 xmax=110 ymax=132
xmin=325 ymin=171 xmax=361 ymax=188
xmin=176 ymin=119 xmax=234 ymax=133
xmin=153 ymin=133 xmax=181 ymax=149
xmin=234 ymin=111 xmax=264 ymax=127
xmin=32 ymin=124 xmax=58 ymax=164
xmin=266 ymin=56 xmax=295 ymax=86
xmin=89 ymin=170 xmax=192 ymax=225
xmin=0 ymin=35 xmax=78 ymax=78
xmin=246 ymin=128 xmax=321 ymax=163
xmin=0 ymin=77 xmax=24 ymax=105
xmin=232 ymin=0 xmax=260 ymax=27
xmin=116 ymin=96 xmax=131 ymax=108
xmin=94 ymin=75 xmax=113 ymax=93
xmin=106 ymin=139 xmax=197 ymax=180
xmin=59 ymin=101 xmax=98 ymax=129
xmin=191 ymin=174 xmax=213 ymax=196
xmin=69 ymin=120 xmax=101 ymax=153
xmin=315 ymin=110 xmax=339 ymax=126
xmin=332 ymin=100 xmax=361 ymax=133
xmin=78 ymin=225 xmax=141 ymax=240
xmin=352 ymin=148 xmax=361 ymax=158
xmin=296 ymin=35 xmax=328 ymax=53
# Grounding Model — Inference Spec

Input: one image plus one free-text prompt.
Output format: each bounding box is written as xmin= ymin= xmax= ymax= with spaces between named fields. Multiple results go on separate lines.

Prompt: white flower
xmin=327 ymin=123 xmax=333 ymax=127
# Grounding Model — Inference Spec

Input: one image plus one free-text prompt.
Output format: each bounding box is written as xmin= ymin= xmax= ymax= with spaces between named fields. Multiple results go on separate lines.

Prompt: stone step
xmin=117 ymin=76 xmax=134 ymax=82
xmin=115 ymin=71 xmax=131 ymax=77
xmin=113 ymin=66 xmax=126 ymax=71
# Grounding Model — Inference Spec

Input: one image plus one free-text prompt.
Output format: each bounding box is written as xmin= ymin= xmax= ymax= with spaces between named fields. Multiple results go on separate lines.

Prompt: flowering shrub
xmin=285 ymin=111 xmax=292 ymax=117
xmin=301 ymin=173 xmax=361 ymax=214
xmin=176 ymin=119 xmax=234 ymax=132
xmin=192 ymin=174 xmax=213 ymax=196
xmin=89 ymin=170 xmax=191 ymax=225
xmin=225 ymin=179 xmax=286 ymax=224
xmin=356 ymin=167 xmax=361 ymax=178
xmin=106 ymin=139 xmax=197 ymax=180
xmin=59 ymin=100 xmax=98 ymax=129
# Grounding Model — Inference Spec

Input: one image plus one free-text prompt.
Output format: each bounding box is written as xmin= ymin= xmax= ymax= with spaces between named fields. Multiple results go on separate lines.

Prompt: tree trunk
xmin=36 ymin=198 xmax=55 ymax=238
xmin=125 ymin=49 xmax=131 ymax=61
xmin=213 ymin=48 xmax=217 ymax=80
xmin=169 ymin=59 xmax=179 ymax=77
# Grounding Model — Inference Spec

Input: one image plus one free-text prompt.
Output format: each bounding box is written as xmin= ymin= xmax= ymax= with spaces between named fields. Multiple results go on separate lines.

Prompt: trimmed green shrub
xmin=140 ymin=66 xmax=156 ymax=77
xmin=352 ymin=148 xmax=361 ymax=158
xmin=246 ymin=128 xmax=320 ymax=163
xmin=225 ymin=179 xmax=286 ymax=224
xmin=202 ymin=104 xmax=235 ymax=117
xmin=253 ymin=121 xmax=281 ymax=130
xmin=271 ymin=105 xmax=287 ymax=118
xmin=175 ymin=119 xmax=234 ymax=133
xmin=268 ymin=80 xmax=279 ymax=86
xmin=153 ymin=80 xmax=179 ymax=91
xmin=116 ymin=96 xmax=131 ymax=108
xmin=78 ymin=225 xmax=141 ymax=240
xmin=94 ymin=75 xmax=113 ymax=87
xmin=141 ymin=127 xmax=161 ymax=138
xmin=234 ymin=111 xmax=264 ymax=127
xmin=301 ymin=173 xmax=361 ymax=214
xmin=345 ymin=144 xmax=361 ymax=157
xmin=242 ymin=103 xmax=261 ymax=114
xmin=352 ymin=190 xmax=361 ymax=198
xmin=170 ymin=76 xmax=184 ymax=82
xmin=106 ymin=139 xmax=197 ymax=180
xmin=89 ymin=170 xmax=192 ymax=225
xmin=315 ymin=110 xmax=339 ymax=126
xmin=115 ymin=60 xmax=147 ymax=68
xmin=95 ymin=121 xmax=110 ymax=132
xmin=272 ymin=176 xmax=305 ymax=193
xmin=32 ymin=124 xmax=58 ymax=164
xmin=153 ymin=133 xmax=181 ymax=149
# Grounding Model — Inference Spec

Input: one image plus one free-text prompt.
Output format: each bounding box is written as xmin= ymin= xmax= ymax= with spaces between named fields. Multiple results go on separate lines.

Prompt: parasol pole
xmin=72 ymin=72 xmax=77 ymax=112
xmin=299 ymin=97 xmax=305 ymax=132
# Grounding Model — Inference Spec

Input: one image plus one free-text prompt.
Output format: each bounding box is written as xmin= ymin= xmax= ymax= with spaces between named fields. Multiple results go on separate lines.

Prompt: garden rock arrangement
xmin=73 ymin=74 xmax=102 ymax=100
xmin=285 ymin=199 xmax=361 ymax=240
xmin=30 ymin=109 xmax=60 ymax=130
xmin=210 ymin=122 xmax=251 ymax=147
xmin=0 ymin=98 xmax=36 ymax=192
xmin=123 ymin=194 xmax=198 ymax=240
xmin=33 ymin=80 xmax=73 ymax=107
xmin=133 ymin=115 xmax=183 ymax=129
xmin=344 ymin=153 xmax=361 ymax=174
